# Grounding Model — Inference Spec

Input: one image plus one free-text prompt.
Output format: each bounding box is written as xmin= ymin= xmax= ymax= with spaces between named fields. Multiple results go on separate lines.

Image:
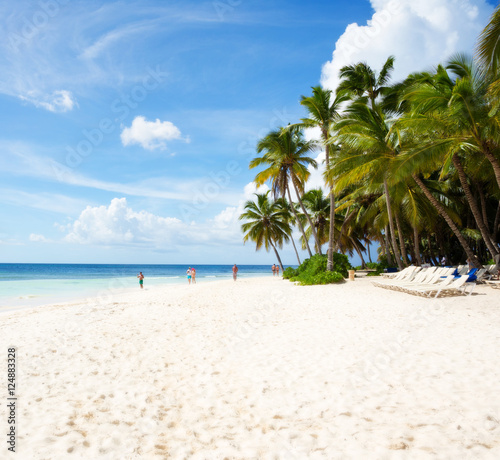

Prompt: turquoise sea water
xmin=0 ymin=264 xmax=277 ymax=311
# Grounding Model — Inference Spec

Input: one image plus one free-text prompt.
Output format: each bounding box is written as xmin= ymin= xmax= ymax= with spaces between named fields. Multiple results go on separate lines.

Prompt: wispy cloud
xmin=19 ymin=89 xmax=76 ymax=112
xmin=79 ymin=21 xmax=157 ymax=61
xmin=0 ymin=188 xmax=93 ymax=215
xmin=0 ymin=143 xmax=242 ymax=205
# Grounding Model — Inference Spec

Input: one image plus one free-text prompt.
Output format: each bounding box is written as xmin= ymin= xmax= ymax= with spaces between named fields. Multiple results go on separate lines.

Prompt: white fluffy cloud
xmin=19 ymin=89 xmax=76 ymax=112
xmin=63 ymin=198 xmax=183 ymax=246
xmin=121 ymin=116 xmax=187 ymax=150
xmin=321 ymin=0 xmax=494 ymax=91
xmin=62 ymin=196 xmax=251 ymax=249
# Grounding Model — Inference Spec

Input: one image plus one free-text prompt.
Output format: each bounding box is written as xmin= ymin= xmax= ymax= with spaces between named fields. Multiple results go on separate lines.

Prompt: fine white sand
xmin=1 ymin=276 xmax=500 ymax=459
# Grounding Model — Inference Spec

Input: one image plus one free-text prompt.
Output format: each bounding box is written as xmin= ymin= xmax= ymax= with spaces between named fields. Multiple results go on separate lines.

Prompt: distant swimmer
xmin=191 ymin=267 xmax=196 ymax=284
xmin=272 ymin=264 xmax=276 ymax=276
xmin=232 ymin=264 xmax=238 ymax=281
xmin=187 ymin=267 xmax=192 ymax=285
xmin=137 ymin=272 xmax=144 ymax=289
xmin=276 ymin=264 xmax=280 ymax=276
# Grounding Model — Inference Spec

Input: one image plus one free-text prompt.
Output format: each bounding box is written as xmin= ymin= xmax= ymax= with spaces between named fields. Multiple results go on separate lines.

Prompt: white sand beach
xmin=2 ymin=276 xmax=500 ymax=459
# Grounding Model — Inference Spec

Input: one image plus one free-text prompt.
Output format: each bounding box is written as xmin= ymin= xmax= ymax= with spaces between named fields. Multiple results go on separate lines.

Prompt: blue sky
xmin=0 ymin=0 xmax=496 ymax=265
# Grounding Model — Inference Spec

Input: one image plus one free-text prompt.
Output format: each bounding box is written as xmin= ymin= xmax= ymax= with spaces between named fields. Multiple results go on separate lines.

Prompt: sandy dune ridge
xmin=1 ymin=276 xmax=499 ymax=459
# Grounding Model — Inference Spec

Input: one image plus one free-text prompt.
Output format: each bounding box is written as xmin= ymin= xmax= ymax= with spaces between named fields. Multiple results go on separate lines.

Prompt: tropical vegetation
xmin=240 ymin=6 xmax=500 ymax=282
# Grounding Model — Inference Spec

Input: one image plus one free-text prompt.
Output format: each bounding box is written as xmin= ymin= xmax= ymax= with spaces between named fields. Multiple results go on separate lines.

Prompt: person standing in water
xmin=276 ymin=264 xmax=280 ymax=276
xmin=186 ymin=267 xmax=192 ymax=285
xmin=191 ymin=267 xmax=196 ymax=284
xmin=272 ymin=264 xmax=276 ymax=276
xmin=137 ymin=272 xmax=144 ymax=289
xmin=232 ymin=264 xmax=238 ymax=281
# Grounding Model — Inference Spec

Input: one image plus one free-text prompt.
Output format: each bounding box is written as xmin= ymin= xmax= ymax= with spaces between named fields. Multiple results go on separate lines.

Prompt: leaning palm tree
xmin=239 ymin=192 xmax=291 ymax=272
xmin=291 ymin=86 xmax=349 ymax=271
xmin=394 ymin=56 xmax=499 ymax=261
xmin=250 ymin=126 xmax=321 ymax=257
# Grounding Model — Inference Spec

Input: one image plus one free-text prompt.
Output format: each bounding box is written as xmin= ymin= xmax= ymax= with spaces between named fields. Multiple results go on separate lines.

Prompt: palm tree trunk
xmin=482 ymin=143 xmax=500 ymax=192
xmin=290 ymin=234 xmax=301 ymax=265
xmin=413 ymin=226 xmax=422 ymax=266
xmin=291 ymin=179 xmax=322 ymax=255
xmin=478 ymin=184 xmax=490 ymax=233
xmin=325 ymin=142 xmax=336 ymax=271
xmin=327 ymin=189 xmax=336 ymax=270
xmin=412 ymin=173 xmax=482 ymax=268
xmin=352 ymin=239 xmax=366 ymax=268
xmin=335 ymin=208 xmax=353 ymax=253
xmin=269 ymin=240 xmax=284 ymax=274
xmin=452 ymin=155 xmax=499 ymax=258
xmin=366 ymin=240 xmax=373 ymax=263
xmin=286 ymin=186 xmax=313 ymax=258
xmin=383 ymin=176 xmax=404 ymax=270
xmin=394 ymin=211 xmax=409 ymax=265
xmin=494 ymin=201 xmax=500 ymax=243
xmin=384 ymin=225 xmax=393 ymax=265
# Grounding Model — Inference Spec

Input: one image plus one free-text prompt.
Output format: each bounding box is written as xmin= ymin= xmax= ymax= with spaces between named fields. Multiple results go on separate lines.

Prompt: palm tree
xmin=239 ymin=192 xmax=291 ymax=272
xmin=278 ymin=199 xmax=302 ymax=265
xmin=250 ymin=126 xmax=321 ymax=257
xmin=476 ymin=4 xmax=500 ymax=75
xmin=301 ymin=188 xmax=330 ymax=251
xmin=291 ymin=86 xmax=349 ymax=271
xmin=394 ymin=57 xmax=499 ymax=260
xmin=327 ymin=101 xmax=405 ymax=270
xmin=337 ymin=56 xmax=395 ymax=109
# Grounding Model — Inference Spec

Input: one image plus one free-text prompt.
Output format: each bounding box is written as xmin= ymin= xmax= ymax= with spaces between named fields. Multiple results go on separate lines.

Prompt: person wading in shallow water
xmin=232 ymin=264 xmax=238 ymax=281
xmin=272 ymin=264 xmax=276 ymax=276
xmin=137 ymin=272 xmax=144 ymax=289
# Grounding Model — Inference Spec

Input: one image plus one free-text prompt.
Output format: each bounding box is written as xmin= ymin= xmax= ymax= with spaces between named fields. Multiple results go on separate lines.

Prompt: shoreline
xmin=0 ymin=272 xmax=274 ymax=314
xmin=1 ymin=277 xmax=499 ymax=457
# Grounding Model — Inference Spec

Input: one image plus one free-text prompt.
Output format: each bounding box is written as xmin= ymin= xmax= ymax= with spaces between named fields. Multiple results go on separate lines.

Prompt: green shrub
xmin=290 ymin=271 xmax=344 ymax=285
xmin=283 ymin=267 xmax=298 ymax=279
xmin=285 ymin=253 xmax=350 ymax=285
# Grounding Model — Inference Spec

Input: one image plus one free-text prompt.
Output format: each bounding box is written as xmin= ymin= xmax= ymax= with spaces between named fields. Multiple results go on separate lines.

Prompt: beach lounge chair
xmin=401 ymin=275 xmax=456 ymax=296
xmin=380 ymin=266 xmax=415 ymax=279
xmin=372 ymin=267 xmax=426 ymax=289
xmin=372 ymin=267 xmax=421 ymax=287
xmin=375 ymin=268 xmax=438 ymax=292
xmin=484 ymin=280 xmax=500 ymax=289
xmin=415 ymin=275 xmax=472 ymax=298
xmin=392 ymin=269 xmax=449 ymax=293
xmin=472 ymin=268 xmax=489 ymax=283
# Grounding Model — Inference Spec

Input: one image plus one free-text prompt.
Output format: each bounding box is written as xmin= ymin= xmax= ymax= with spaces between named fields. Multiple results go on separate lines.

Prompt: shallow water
xmin=0 ymin=264 xmax=279 ymax=311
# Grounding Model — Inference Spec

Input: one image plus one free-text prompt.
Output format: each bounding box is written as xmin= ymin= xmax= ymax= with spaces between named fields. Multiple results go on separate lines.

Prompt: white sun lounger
xmin=409 ymin=275 xmax=472 ymax=298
